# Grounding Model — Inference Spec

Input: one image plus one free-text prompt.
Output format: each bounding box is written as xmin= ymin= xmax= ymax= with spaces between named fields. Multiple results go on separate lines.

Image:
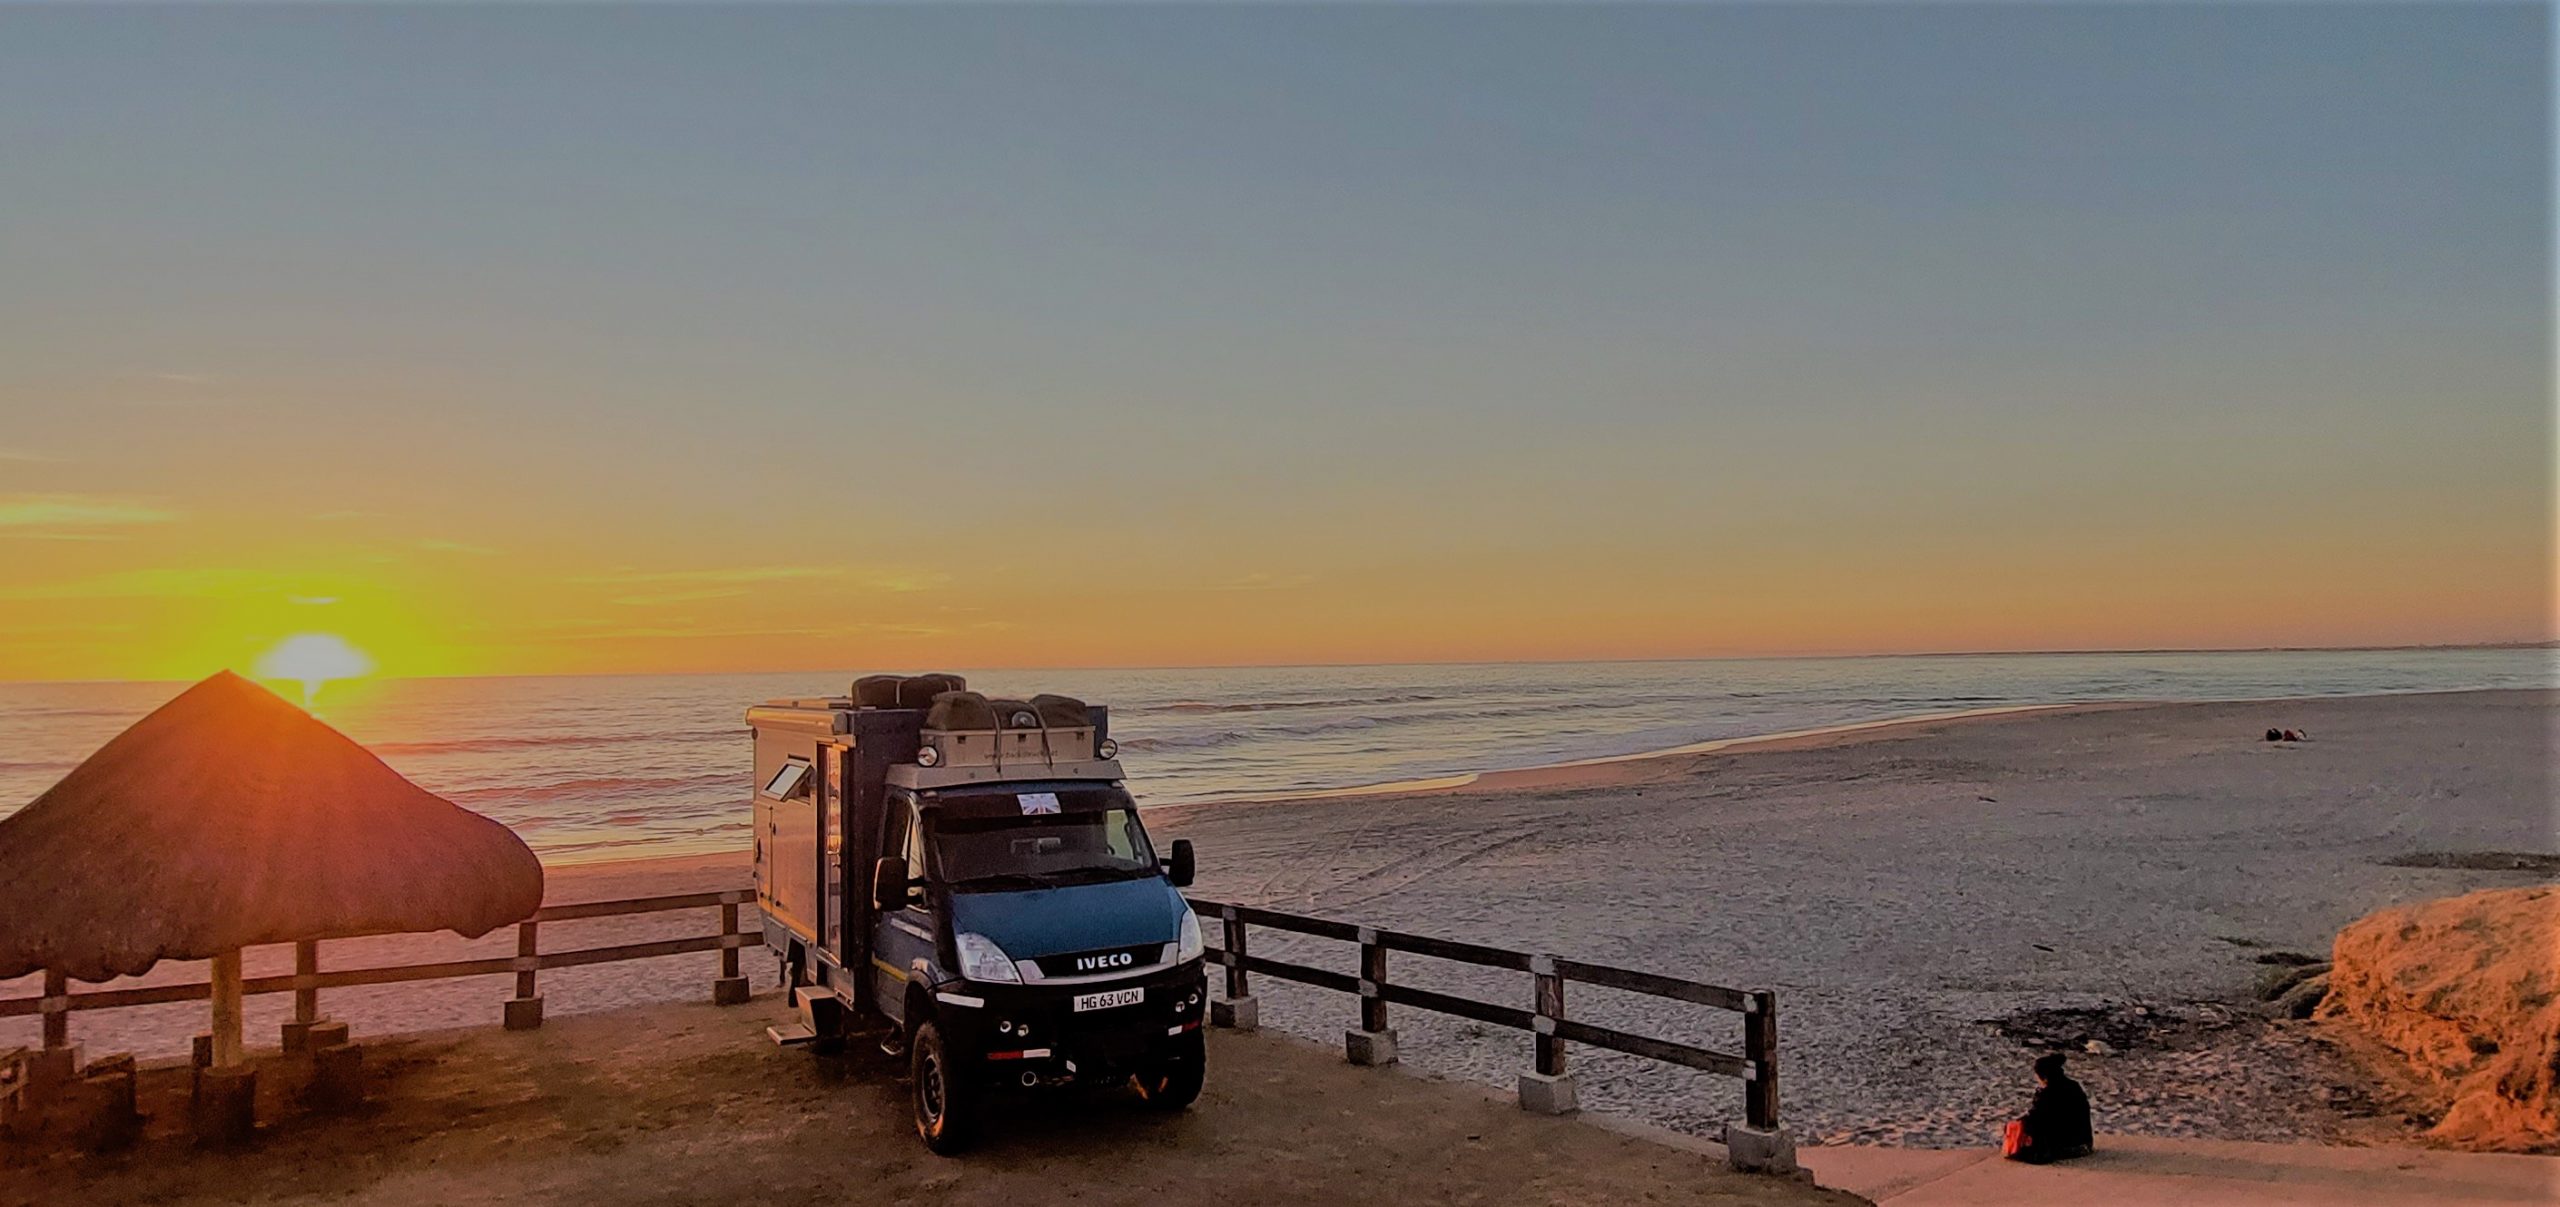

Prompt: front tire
xmin=910 ymin=1020 xmax=978 ymax=1155
xmin=1132 ymin=1030 xmax=1206 ymax=1110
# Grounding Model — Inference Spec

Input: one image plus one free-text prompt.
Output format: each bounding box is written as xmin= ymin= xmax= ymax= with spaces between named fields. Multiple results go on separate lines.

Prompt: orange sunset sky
xmin=2 ymin=6 xmax=2551 ymax=683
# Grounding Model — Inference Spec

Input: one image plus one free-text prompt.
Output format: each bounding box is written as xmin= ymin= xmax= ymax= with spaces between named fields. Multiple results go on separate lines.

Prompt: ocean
xmin=2 ymin=649 xmax=2548 ymax=865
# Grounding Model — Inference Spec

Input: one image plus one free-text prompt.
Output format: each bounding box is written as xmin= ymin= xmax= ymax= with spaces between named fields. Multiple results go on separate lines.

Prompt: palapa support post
xmin=196 ymin=946 xmax=259 ymax=1145
xmin=282 ymin=940 xmax=324 ymax=1053
xmin=1725 ymin=989 xmax=1796 ymax=1175
xmin=506 ymin=919 xmax=544 ymax=1030
xmin=712 ymin=898 xmax=751 ymax=1006
xmin=1344 ymin=928 xmax=1397 ymax=1067
xmin=209 ymin=948 xmax=245 ymax=1067
xmin=1209 ymin=907 xmax=1257 ymax=1031
xmin=1518 ymin=955 xmax=1578 ymax=1114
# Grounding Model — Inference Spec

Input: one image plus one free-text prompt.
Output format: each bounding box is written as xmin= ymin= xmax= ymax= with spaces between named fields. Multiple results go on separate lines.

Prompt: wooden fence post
xmin=39 ymin=970 xmax=66 ymax=1050
xmin=1534 ymin=960 xmax=1566 ymax=1077
xmin=1209 ymin=907 xmax=1257 ymax=1030
xmin=504 ymin=920 xmax=543 ymax=1030
xmin=282 ymin=940 xmax=326 ymax=1053
xmin=1222 ymin=910 xmax=1249 ymax=999
xmin=712 ymin=897 xmax=751 ymax=1005
xmin=1345 ymin=928 xmax=1397 ymax=1066
xmin=1519 ymin=955 xmax=1578 ymax=1113
xmin=1745 ymin=990 xmax=1779 ymax=1132
xmin=294 ymin=940 xmax=320 ymax=1024
xmin=28 ymin=970 xmax=77 ymax=1105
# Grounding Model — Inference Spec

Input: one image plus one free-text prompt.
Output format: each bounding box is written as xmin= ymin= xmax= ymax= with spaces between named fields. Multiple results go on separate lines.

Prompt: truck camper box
xmin=748 ymin=676 xmax=1119 ymax=1002
xmin=747 ymin=671 xmax=1202 ymax=1154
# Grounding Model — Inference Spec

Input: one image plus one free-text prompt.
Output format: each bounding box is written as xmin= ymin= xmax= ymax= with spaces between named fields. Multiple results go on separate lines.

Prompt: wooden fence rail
xmin=1186 ymin=895 xmax=1781 ymax=1134
xmin=0 ymin=889 xmax=760 ymax=1045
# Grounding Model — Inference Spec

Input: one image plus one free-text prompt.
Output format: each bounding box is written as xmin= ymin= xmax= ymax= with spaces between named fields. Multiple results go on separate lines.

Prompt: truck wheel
xmin=910 ymin=1020 xmax=978 ymax=1155
xmin=1132 ymin=1031 xmax=1206 ymax=1110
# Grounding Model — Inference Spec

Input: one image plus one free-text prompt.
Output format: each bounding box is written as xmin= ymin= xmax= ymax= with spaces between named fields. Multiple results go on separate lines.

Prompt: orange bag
xmin=2002 ymin=1119 xmax=2028 ymax=1157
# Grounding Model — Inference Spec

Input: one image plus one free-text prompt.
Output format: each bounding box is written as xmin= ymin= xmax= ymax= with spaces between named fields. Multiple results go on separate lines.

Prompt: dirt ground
xmin=0 ymin=995 xmax=1855 ymax=1207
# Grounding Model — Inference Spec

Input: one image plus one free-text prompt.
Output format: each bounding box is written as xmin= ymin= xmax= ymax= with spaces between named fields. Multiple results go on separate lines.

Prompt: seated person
xmin=2003 ymin=1053 xmax=2093 ymax=1163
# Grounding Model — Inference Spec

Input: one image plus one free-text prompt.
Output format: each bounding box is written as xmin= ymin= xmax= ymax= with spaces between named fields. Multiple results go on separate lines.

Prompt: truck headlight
xmin=1177 ymin=910 xmax=1203 ymax=963
xmin=955 ymin=932 xmax=1021 ymax=984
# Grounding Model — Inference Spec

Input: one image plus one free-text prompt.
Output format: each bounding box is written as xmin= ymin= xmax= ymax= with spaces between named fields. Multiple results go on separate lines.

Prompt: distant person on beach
xmin=2002 ymin=1053 xmax=2094 ymax=1164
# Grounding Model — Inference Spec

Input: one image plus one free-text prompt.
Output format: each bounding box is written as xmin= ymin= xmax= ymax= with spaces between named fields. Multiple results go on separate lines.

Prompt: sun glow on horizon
xmin=254 ymin=633 xmax=376 ymax=707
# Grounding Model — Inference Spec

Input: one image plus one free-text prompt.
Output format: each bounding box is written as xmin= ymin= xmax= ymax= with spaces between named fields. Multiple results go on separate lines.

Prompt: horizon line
xmin=5 ymin=639 xmax=2550 ymax=689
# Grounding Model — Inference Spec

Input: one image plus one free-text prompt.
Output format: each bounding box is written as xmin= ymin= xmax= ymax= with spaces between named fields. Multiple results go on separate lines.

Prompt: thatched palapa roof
xmin=0 ymin=671 xmax=544 ymax=982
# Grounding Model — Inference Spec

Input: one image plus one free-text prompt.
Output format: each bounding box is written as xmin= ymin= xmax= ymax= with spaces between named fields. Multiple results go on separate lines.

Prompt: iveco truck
xmin=748 ymin=673 xmax=1206 ymax=1153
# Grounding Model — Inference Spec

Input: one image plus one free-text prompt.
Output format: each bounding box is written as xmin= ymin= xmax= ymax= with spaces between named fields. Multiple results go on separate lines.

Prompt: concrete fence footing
xmin=25 ymin=1046 xmax=80 ymax=1105
xmin=504 ymin=995 xmax=545 ymax=1031
xmin=1517 ymin=1071 xmax=1579 ymax=1115
xmin=1210 ymin=995 xmax=1258 ymax=1032
xmin=309 ymin=1043 xmax=366 ymax=1112
xmin=1724 ymin=1124 xmax=1798 ymax=1175
xmin=1344 ymin=1028 xmax=1398 ymax=1067
xmin=70 ymin=1064 xmax=139 ymax=1152
xmin=711 ymin=976 xmax=752 ymax=1006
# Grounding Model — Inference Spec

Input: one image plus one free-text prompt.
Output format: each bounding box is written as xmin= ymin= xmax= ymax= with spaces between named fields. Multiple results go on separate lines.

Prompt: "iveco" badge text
xmin=1074 ymin=952 xmax=1136 ymax=972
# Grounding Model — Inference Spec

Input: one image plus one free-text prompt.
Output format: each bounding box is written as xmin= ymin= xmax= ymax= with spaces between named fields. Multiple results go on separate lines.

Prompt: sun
xmin=254 ymin=633 xmax=376 ymax=706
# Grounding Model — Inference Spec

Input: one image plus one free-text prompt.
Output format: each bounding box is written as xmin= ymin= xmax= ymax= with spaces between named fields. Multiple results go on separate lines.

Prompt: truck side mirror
xmin=1166 ymin=839 xmax=1195 ymax=888
xmin=872 ymin=855 xmax=909 ymax=911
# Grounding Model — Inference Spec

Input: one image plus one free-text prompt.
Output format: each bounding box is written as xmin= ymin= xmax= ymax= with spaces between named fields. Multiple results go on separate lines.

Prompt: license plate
xmin=1073 ymin=987 xmax=1144 ymax=1013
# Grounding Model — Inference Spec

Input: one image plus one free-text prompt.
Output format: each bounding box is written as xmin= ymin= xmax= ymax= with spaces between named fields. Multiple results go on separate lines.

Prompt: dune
xmin=2321 ymin=885 xmax=2560 ymax=1152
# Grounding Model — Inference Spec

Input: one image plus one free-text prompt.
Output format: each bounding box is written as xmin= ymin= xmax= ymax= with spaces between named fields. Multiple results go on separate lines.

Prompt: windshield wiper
xmin=1036 ymin=866 xmax=1149 ymax=886
xmin=950 ymin=871 xmax=1070 ymax=891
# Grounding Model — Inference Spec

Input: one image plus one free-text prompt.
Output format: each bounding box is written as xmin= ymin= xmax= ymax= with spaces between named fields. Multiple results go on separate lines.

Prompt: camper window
xmin=763 ymin=759 xmax=812 ymax=800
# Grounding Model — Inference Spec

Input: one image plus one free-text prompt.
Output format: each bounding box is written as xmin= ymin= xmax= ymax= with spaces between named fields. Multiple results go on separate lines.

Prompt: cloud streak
xmin=580 ymin=565 xmax=951 ymax=593
xmin=0 ymin=494 xmax=177 ymax=529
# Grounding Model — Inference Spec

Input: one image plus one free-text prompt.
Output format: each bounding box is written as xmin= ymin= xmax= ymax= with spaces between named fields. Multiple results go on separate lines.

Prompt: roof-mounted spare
xmin=852 ymin=672 xmax=968 ymax=710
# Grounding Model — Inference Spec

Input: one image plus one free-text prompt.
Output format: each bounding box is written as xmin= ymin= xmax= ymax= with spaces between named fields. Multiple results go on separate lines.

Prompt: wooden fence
xmin=0 ymin=889 xmax=1779 ymax=1135
xmin=1189 ymin=896 xmax=1781 ymax=1132
xmin=0 ymin=889 xmax=759 ymax=1048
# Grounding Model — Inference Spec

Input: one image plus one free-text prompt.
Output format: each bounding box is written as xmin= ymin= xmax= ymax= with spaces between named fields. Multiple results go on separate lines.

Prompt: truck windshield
xmin=934 ymin=807 xmax=1160 ymax=891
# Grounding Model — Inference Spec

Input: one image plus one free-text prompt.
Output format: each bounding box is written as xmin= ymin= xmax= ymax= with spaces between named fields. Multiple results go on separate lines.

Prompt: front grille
xmin=1031 ymin=943 xmax=1158 ymax=979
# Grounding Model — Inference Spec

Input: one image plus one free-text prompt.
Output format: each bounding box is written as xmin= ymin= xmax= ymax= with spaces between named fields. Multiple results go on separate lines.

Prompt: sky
xmin=0 ymin=3 xmax=2550 ymax=682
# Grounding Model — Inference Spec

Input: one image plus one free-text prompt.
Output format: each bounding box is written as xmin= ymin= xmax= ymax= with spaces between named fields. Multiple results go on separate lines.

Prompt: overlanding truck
xmin=748 ymin=673 xmax=1206 ymax=1153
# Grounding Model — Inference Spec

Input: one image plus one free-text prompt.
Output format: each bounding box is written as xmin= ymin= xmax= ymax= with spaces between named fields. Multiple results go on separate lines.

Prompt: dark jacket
xmin=2019 ymin=1074 xmax=2093 ymax=1158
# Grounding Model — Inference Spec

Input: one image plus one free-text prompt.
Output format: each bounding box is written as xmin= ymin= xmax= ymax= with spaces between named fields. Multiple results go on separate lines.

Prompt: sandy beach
xmin=8 ymin=688 xmax=2549 ymax=1151
xmin=1152 ymin=688 xmax=2554 ymax=1147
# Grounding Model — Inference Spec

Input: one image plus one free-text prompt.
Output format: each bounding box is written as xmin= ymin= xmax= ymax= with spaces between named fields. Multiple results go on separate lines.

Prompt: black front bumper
xmin=933 ymin=958 xmax=1207 ymax=1084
